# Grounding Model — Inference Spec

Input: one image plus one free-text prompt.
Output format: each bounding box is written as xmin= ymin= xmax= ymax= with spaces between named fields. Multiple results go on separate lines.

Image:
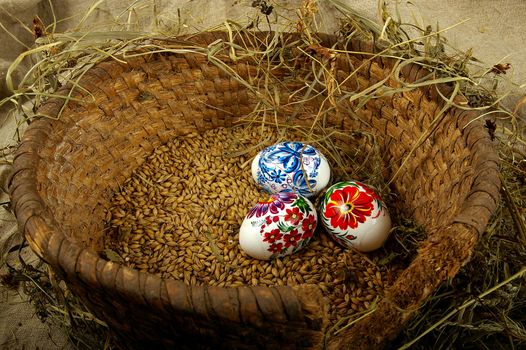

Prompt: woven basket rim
xmin=8 ymin=30 xmax=501 ymax=348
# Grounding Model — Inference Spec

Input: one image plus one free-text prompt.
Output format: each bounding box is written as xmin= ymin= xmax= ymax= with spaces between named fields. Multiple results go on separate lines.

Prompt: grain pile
xmin=104 ymin=124 xmax=404 ymax=325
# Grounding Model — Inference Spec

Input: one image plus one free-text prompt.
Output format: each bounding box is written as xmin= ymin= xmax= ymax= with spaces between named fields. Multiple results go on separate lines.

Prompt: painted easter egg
xmin=239 ymin=192 xmax=317 ymax=260
xmin=251 ymin=142 xmax=330 ymax=198
xmin=319 ymin=181 xmax=391 ymax=252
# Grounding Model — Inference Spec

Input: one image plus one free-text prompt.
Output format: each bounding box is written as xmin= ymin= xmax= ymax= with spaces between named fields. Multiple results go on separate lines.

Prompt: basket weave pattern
xmin=9 ymin=32 xmax=500 ymax=349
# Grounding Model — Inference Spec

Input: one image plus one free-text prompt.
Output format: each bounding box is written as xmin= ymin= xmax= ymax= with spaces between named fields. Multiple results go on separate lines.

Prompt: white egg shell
xmin=319 ymin=181 xmax=391 ymax=252
xmin=239 ymin=192 xmax=317 ymax=260
xmin=251 ymin=142 xmax=330 ymax=198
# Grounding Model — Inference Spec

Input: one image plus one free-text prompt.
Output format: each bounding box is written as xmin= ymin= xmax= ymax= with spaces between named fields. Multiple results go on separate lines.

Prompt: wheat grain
xmin=104 ymin=124 xmax=403 ymax=328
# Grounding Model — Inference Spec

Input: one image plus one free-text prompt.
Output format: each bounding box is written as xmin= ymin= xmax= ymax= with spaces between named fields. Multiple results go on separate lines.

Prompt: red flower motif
xmin=263 ymin=229 xmax=282 ymax=244
xmin=302 ymin=229 xmax=313 ymax=240
xmin=268 ymin=242 xmax=283 ymax=253
xmin=284 ymin=207 xmax=304 ymax=225
xmin=265 ymin=215 xmax=281 ymax=224
xmin=324 ymin=185 xmax=373 ymax=230
xmin=358 ymin=183 xmax=384 ymax=218
xmin=358 ymin=181 xmax=382 ymax=202
xmin=301 ymin=214 xmax=316 ymax=233
xmin=283 ymin=229 xmax=302 ymax=248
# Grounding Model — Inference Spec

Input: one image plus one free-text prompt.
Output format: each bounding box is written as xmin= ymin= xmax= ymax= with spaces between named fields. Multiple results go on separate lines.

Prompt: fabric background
xmin=0 ymin=1 xmax=524 ymax=349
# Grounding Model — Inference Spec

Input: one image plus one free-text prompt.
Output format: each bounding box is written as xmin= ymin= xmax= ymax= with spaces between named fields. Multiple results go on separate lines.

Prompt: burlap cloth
xmin=0 ymin=1 xmax=524 ymax=349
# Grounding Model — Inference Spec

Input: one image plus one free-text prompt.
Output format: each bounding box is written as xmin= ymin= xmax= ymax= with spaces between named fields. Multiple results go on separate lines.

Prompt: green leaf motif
xmin=335 ymin=231 xmax=356 ymax=241
xmin=324 ymin=181 xmax=348 ymax=202
xmin=293 ymin=197 xmax=310 ymax=214
xmin=324 ymin=188 xmax=333 ymax=202
xmin=277 ymin=221 xmax=295 ymax=233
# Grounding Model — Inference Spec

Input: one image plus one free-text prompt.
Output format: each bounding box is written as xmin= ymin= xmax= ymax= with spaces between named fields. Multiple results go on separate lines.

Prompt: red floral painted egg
xmin=319 ymin=181 xmax=391 ymax=252
xmin=239 ymin=192 xmax=317 ymax=260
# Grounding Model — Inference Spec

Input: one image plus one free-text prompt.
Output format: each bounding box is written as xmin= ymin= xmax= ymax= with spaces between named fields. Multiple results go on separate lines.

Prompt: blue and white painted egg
xmin=251 ymin=142 xmax=331 ymax=198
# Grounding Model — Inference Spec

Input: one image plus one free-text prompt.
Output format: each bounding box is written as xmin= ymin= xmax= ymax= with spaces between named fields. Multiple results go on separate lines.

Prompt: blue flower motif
xmin=312 ymin=156 xmax=321 ymax=169
xmin=268 ymin=169 xmax=286 ymax=183
xmin=265 ymin=142 xmax=317 ymax=173
xmin=255 ymin=142 xmax=322 ymax=196
xmin=257 ymin=171 xmax=266 ymax=185
xmin=291 ymin=170 xmax=317 ymax=196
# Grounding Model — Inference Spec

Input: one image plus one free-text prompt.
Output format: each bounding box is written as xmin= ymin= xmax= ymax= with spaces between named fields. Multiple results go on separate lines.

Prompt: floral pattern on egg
xmin=239 ymin=192 xmax=317 ymax=260
xmin=251 ymin=142 xmax=331 ymax=198
xmin=319 ymin=181 xmax=391 ymax=252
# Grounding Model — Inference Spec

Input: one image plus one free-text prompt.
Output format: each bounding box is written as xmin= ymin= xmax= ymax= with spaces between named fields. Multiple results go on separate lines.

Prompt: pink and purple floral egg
xmin=319 ymin=181 xmax=391 ymax=252
xmin=251 ymin=142 xmax=331 ymax=198
xmin=239 ymin=192 xmax=317 ymax=260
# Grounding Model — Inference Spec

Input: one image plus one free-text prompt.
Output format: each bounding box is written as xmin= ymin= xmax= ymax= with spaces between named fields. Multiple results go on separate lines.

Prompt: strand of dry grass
xmin=399 ymin=267 xmax=526 ymax=350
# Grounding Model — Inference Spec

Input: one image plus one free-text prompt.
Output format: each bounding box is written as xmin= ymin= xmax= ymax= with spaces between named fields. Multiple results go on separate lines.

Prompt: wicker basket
xmin=9 ymin=31 xmax=500 ymax=349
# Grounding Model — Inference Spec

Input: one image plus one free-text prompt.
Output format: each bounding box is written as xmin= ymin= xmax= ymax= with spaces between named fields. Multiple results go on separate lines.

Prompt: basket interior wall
xmin=35 ymin=52 xmax=287 ymax=248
